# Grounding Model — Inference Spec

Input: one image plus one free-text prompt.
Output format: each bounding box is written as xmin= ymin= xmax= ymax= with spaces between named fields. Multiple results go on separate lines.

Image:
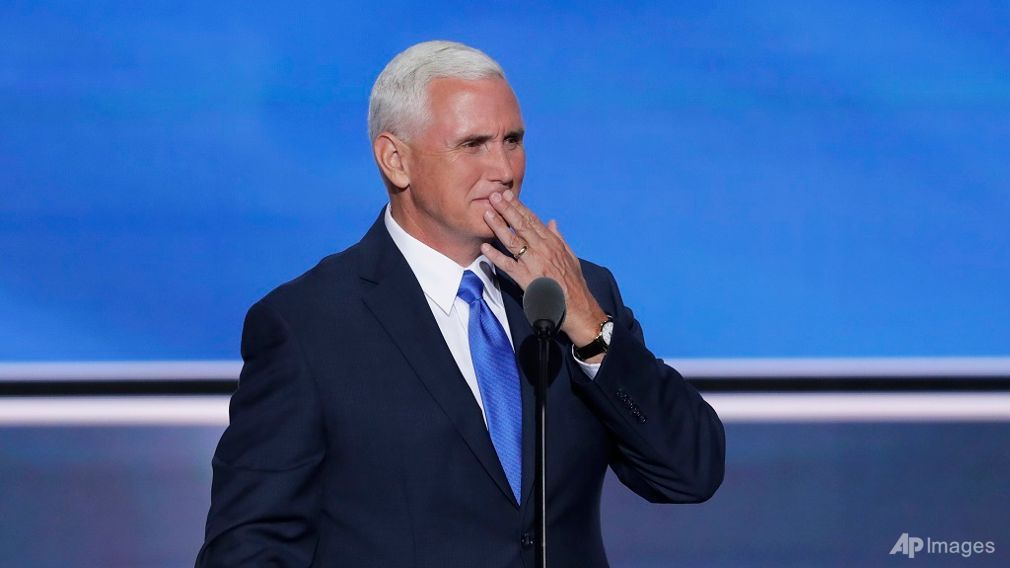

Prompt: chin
xmin=473 ymin=224 xmax=496 ymax=241
xmin=462 ymin=210 xmax=495 ymax=238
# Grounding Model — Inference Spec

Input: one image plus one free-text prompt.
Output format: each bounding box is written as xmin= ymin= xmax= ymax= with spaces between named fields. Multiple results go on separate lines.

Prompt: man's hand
xmin=480 ymin=190 xmax=608 ymax=359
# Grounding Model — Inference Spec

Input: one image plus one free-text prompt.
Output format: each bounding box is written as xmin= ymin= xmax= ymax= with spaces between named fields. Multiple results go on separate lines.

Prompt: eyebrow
xmin=453 ymin=129 xmax=525 ymax=148
xmin=455 ymin=134 xmax=495 ymax=148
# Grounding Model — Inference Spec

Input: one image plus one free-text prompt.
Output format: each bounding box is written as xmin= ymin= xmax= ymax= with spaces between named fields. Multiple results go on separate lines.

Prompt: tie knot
xmin=457 ymin=270 xmax=485 ymax=305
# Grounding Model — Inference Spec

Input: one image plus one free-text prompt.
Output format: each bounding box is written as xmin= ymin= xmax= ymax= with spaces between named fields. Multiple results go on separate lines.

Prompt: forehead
xmin=423 ymin=76 xmax=523 ymax=137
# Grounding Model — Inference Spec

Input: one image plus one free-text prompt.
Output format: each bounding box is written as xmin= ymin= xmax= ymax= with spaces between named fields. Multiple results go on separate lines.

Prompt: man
xmin=198 ymin=40 xmax=724 ymax=567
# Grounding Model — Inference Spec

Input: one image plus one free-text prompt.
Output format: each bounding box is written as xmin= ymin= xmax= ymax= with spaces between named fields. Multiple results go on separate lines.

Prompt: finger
xmin=490 ymin=191 xmax=547 ymax=242
xmin=507 ymin=191 xmax=551 ymax=240
xmin=483 ymin=208 xmax=528 ymax=255
xmin=480 ymin=242 xmax=525 ymax=283
xmin=547 ymin=219 xmax=560 ymax=237
xmin=503 ymin=191 xmax=548 ymax=235
xmin=547 ymin=219 xmax=576 ymax=257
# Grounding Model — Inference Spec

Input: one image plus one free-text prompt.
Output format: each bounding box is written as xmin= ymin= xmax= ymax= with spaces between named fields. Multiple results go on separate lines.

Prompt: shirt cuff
xmin=572 ymin=345 xmax=602 ymax=380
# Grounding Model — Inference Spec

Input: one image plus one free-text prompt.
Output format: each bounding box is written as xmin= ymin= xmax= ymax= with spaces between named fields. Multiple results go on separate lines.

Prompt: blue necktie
xmin=457 ymin=270 xmax=523 ymax=502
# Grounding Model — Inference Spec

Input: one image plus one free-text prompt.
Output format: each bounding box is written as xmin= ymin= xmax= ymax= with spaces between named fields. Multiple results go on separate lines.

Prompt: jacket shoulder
xmin=256 ymin=242 xmax=365 ymax=316
xmin=578 ymin=257 xmax=613 ymax=281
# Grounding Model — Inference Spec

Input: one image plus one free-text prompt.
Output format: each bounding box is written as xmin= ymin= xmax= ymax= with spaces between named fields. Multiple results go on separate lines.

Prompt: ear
xmin=373 ymin=133 xmax=411 ymax=189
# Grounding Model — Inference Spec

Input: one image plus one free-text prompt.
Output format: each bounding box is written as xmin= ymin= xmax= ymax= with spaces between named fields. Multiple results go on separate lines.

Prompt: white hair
xmin=368 ymin=40 xmax=506 ymax=142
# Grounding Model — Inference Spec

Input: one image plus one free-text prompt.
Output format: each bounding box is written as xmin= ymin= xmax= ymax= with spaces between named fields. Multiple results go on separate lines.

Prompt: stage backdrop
xmin=3 ymin=3 xmax=1010 ymax=568
xmin=3 ymin=0 xmax=1008 ymax=361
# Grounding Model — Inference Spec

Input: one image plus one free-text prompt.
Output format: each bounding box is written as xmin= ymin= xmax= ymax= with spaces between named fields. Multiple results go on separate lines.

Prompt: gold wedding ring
xmin=515 ymin=244 xmax=529 ymax=259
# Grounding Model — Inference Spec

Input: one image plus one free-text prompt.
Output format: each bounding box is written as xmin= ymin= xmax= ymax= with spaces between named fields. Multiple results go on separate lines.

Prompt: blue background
xmin=3 ymin=1 xmax=1008 ymax=361
xmin=2 ymin=3 xmax=1009 ymax=567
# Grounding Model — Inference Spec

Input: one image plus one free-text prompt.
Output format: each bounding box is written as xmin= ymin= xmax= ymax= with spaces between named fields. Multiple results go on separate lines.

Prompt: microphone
xmin=523 ymin=277 xmax=566 ymax=339
xmin=522 ymin=276 xmax=566 ymax=568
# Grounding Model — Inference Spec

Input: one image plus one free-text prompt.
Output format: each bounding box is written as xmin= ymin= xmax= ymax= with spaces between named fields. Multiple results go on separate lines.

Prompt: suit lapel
xmin=357 ymin=214 xmax=519 ymax=508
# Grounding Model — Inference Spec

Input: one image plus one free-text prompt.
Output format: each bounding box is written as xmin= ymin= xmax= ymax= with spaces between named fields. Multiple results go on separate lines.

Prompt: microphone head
xmin=523 ymin=277 xmax=567 ymax=334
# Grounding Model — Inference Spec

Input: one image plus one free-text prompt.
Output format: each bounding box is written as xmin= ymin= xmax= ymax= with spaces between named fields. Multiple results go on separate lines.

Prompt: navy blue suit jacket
xmin=197 ymin=212 xmax=725 ymax=567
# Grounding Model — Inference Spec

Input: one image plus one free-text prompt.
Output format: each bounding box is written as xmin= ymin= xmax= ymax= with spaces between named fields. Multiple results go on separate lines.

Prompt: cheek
xmin=410 ymin=159 xmax=436 ymax=192
xmin=512 ymin=152 xmax=527 ymax=181
xmin=455 ymin=161 xmax=487 ymax=192
xmin=417 ymin=160 xmax=460 ymax=205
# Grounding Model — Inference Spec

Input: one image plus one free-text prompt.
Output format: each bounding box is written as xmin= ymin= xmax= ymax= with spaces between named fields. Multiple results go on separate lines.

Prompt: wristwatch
xmin=573 ymin=315 xmax=614 ymax=361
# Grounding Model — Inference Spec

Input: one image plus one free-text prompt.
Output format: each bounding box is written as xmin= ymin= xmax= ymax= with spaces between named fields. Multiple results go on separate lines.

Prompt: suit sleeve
xmin=196 ymin=300 xmax=325 ymax=567
xmin=569 ymin=269 xmax=726 ymax=504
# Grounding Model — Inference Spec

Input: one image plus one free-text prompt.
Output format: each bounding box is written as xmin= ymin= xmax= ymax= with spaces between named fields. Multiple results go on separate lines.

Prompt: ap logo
xmin=891 ymin=533 xmax=925 ymax=558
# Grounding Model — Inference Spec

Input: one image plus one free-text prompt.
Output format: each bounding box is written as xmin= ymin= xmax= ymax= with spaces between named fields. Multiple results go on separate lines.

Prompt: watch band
xmin=573 ymin=315 xmax=613 ymax=361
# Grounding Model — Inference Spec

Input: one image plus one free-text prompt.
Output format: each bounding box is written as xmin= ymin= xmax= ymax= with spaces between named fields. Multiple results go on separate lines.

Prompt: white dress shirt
xmin=384 ymin=206 xmax=600 ymax=427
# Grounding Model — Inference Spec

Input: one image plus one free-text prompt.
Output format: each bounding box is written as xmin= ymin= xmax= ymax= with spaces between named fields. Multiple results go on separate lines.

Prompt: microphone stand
xmin=532 ymin=320 xmax=553 ymax=568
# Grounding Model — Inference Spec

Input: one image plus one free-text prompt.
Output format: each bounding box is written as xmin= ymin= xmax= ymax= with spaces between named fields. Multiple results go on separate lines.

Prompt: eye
xmin=504 ymin=135 xmax=523 ymax=148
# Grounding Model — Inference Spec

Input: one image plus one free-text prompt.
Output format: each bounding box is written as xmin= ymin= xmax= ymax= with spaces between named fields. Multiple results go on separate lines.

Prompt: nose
xmin=485 ymin=141 xmax=515 ymax=189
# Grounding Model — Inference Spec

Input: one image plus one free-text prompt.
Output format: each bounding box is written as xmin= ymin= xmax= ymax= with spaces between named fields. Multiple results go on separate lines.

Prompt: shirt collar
xmin=384 ymin=204 xmax=504 ymax=316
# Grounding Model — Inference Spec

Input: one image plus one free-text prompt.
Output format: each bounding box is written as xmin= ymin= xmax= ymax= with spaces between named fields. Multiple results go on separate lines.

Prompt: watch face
xmin=601 ymin=321 xmax=614 ymax=344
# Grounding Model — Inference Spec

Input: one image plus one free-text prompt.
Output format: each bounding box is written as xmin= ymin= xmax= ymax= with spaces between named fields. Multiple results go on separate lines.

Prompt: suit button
xmin=521 ymin=532 xmax=535 ymax=548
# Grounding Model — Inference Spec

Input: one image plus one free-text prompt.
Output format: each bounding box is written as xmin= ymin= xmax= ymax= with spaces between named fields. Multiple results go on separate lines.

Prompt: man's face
xmin=403 ymin=76 xmax=526 ymax=245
